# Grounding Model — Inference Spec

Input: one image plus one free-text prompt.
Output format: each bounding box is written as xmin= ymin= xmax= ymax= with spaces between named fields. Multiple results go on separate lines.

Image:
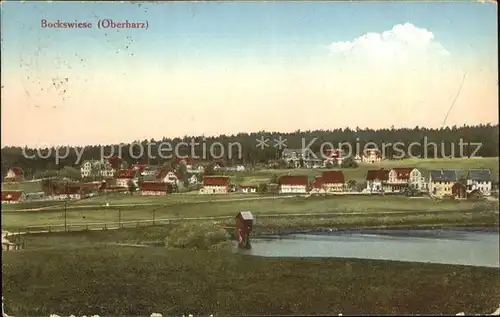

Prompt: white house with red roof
xmin=200 ymin=176 xmax=230 ymax=194
xmin=1 ymin=191 xmax=26 ymax=204
xmin=115 ymin=169 xmax=137 ymax=188
xmin=139 ymin=181 xmax=171 ymax=196
xmin=156 ymin=168 xmax=180 ymax=186
xmin=4 ymin=168 xmax=24 ymax=182
xmin=278 ymin=175 xmax=309 ymax=194
xmin=388 ymin=168 xmax=426 ymax=192
xmin=320 ymin=171 xmax=346 ymax=193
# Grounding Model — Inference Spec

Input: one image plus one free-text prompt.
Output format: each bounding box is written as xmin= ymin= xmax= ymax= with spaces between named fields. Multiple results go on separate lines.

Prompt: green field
xmin=2 ymin=195 xmax=497 ymax=230
xmin=2 ymin=245 xmax=499 ymax=316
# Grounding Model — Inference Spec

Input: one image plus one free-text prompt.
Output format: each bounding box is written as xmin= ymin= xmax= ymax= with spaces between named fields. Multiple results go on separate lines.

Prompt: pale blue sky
xmin=1 ymin=1 xmax=498 ymax=146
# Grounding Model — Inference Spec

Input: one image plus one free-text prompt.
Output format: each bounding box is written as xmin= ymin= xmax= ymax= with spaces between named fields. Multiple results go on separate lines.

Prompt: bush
xmin=165 ymin=222 xmax=231 ymax=250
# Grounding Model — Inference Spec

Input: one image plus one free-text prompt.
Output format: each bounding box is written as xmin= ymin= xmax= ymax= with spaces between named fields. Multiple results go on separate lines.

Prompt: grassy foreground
xmin=2 ymin=195 xmax=498 ymax=230
xmin=2 ymin=246 xmax=500 ymax=316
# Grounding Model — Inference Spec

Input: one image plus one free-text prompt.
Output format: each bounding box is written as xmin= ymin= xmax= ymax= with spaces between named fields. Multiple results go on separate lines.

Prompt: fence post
xmin=104 ymin=224 xmax=107 ymax=230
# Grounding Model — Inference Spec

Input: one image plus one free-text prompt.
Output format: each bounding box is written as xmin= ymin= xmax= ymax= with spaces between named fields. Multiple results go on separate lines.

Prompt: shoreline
xmin=253 ymin=223 xmax=500 ymax=237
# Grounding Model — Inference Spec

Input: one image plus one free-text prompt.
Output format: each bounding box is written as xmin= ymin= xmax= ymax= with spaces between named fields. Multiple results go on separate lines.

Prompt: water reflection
xmin=236 ymin=228 xmax=500 ymax=268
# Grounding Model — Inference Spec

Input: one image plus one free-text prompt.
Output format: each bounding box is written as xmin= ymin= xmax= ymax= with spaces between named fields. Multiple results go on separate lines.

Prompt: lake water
xmin=237 ymin=228 xmax=500 ymax=268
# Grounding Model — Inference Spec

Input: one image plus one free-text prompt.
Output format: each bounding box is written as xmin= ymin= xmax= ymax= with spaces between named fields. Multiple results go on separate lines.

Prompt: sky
xmin=1 ymin=1 xmax=498 ymax=147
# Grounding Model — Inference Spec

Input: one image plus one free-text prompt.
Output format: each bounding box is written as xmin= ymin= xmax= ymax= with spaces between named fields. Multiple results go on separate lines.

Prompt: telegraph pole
xmin=64 ymin=199 xmax=68 ymax=231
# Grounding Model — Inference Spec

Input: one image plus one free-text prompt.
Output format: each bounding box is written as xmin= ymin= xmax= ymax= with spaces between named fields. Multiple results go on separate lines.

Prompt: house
xmin=131 ymin=164 xmax=147 ymax=173
xmin=239 ymin=185 xmax=258 ymax=193
xmin=187 ymin=174 xmax=200 ymax=185
xmin=323 ymin=149 xmax=345 ymax=166
xmin=47 ymin=184 xmax=84 ymax=200
xmin=409 ymin=168 xmax=427 ymax=191
xmin=365 ymin=169 xmax=389 ymax=192
xmin=466 ymin=169 xmax=492 ymax=197
xmin=200 ymin=176 xmax=230 ymax=194
xmin=428 ymin=169 xmax=459 ymax=198
xmin=452 ymin=183 xmax=467 ymax=199
xmin=387 ymin=168 xmax=412 ymax=192
xmin=80 ymin=160 xmax=116 ymax=179
xmin=107 ymin=155 xmax=123 ymax=170
xmin=139 ymin=181 xmax=171 ymax=196
xmin=278 ymin=175 xmax=309 ymax=194
xmin=320 ymin=170 xmax=345 ymax=193
xmin=4 ymin=168 xmax=24 ymax=182
xmin=156 ymin=168 xmax=179 ymax=186
xmin=281 ymin=149 xmax=310 ymax=168
xmin=1 ymin=191 xmax=26 ymax=203
xmin=362 ymin=149 xmax=382 ymax=163
xmin=115 ymin=169 xmax=136 ymax=188
xmin=310 ymin=176 xmax=326 ymax=195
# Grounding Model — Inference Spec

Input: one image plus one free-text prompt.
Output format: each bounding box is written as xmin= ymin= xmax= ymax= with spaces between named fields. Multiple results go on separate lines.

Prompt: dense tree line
xmin=1 ymin=124 xmax=498 ymax=180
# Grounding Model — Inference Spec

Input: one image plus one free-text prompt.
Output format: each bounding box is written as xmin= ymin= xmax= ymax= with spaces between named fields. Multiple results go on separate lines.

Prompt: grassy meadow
xmin=2 ymin=246 xmax=499 ymax=316
xmin=2 ymin=195 xmax=498 ymax=230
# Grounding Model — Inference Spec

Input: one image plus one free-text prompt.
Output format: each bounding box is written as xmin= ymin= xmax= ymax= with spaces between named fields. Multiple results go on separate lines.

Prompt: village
xmin=1 ymin=147 xmax=494 ymax=204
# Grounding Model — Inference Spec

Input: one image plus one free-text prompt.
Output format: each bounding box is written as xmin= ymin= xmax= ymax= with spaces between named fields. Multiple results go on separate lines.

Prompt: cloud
xmin=328 ymin=23 xmax=450 ymax=60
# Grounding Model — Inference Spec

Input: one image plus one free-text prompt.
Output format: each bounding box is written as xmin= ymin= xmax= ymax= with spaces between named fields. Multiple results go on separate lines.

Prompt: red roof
xmin=1 ymin=191 xmax=24 ymax=201
xmin=279 ymin=175 xmax=309 ymax=186
xmin=5 ymin=167 xmax=24 ymax=177
xmin=366 ymin=169 xmax=389 ymax=181
xmin=203 ymin=176 xmax=230 ymax=186
xmin=311 ymin=177 xmax=324 ymax=189
xmin=108 ymin=156 xmax=122 ymax=169
xmin=321 ymin=171 xmax=345 ymax=184
xmin=324 ymin=149 xmax=343 ymax=158
xmin=116 ymin=169 xmax=135 ymax=179
xmin=131 ymin=164 xmax=147 ymax=172
xmin=140 ymin=181 xmax=169 ymax=192
xmin=391 ymin=168 xmax=413 ymax=180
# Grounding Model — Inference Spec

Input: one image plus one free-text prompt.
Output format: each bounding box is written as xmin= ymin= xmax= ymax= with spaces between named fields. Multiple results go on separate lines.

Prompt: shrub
xmin=165 ymin=222 xmax=231 ymax=250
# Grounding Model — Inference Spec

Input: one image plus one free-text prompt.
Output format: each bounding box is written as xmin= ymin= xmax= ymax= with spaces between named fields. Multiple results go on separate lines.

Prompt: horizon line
xmin=1 ymin=122 xmax=497 ymax=149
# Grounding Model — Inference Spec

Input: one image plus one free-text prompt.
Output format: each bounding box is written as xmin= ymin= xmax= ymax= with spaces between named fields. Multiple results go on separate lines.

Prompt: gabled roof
xmin=390 ymin=168 xmax=413 ymax=180
xmin=140 ymin=181 xmax=169 ymax=191
xmin=108 ymin=156 xmax=122 ymax=169
xmin=321 ymin=171 xmax=345 ymax=184
xmin=203 ymin=176 xmax=230 ymax=186
xmin=6 ymin=167 xmax=24 ymax=176
xmin=311 ymin=176 xmax=324 ymax=189
xmin=467 ymin=169 xmax=491 ymax=181
xmin=1 ymin=191 xmax=25 ymax=201
xmin=278 ymin=175 xmax=308 ymax=186
xmin=366 ymin=169 xmax=389 ymax=181
xmin=236 ymin=211 xmax=254 ymax=220
xmin=429 ymin=169 xmax=459 ymax=182
xmin=116 ymin=169 xmax=135 ymax=179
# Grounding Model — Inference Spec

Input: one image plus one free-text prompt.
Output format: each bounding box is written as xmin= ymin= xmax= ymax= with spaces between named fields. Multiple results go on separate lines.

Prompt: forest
xmin=1 ymin=124 xmax=498 ymax=179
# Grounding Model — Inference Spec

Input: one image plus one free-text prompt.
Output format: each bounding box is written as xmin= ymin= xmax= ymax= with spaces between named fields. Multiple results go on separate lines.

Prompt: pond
xmin=236 ymin=228 xmax=500 ymax=268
